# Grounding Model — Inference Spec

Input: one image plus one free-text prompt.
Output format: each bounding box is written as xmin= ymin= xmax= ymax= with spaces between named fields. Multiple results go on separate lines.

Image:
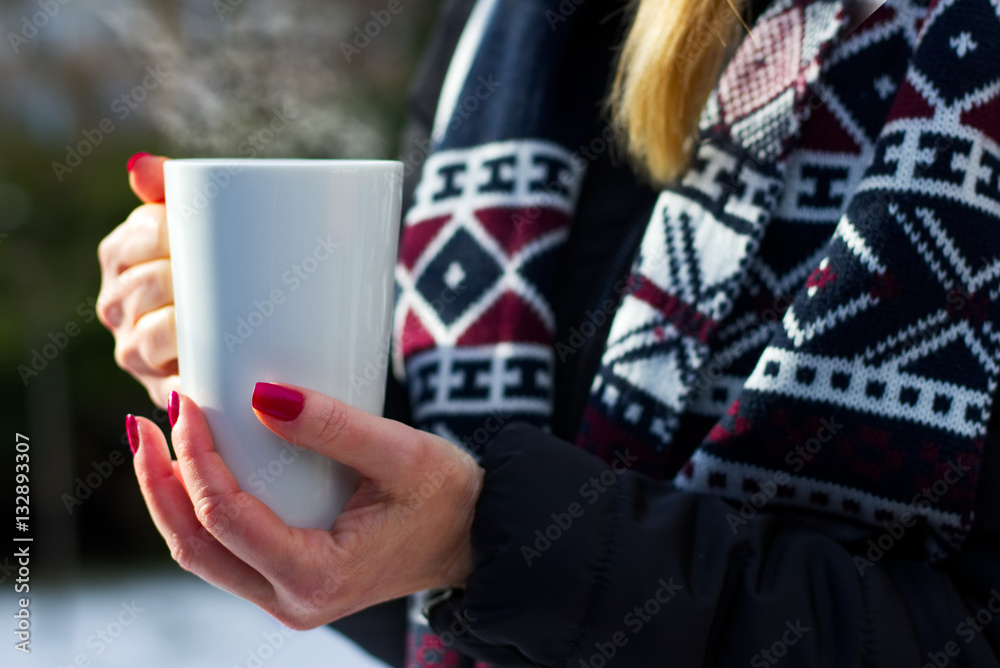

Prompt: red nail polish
xmin=126 ymin=414 xmax=140 ymax=455
xmin=252 ymin=382 xmax=304 ymax=421
xmin=127 ymin=152 xmax=151 ymax=172
xmin=168 ymin=391 xmax=179 ymax=427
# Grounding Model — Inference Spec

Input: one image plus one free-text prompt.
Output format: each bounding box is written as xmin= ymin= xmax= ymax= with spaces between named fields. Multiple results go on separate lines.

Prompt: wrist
xmin=440 ymin=459 xmax=485 ymax=589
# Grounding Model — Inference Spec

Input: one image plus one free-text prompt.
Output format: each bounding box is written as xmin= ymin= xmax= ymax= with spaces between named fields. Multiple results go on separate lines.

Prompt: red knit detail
xmin=474 ymin=206 xmax=568 ymax=256
xmin=400 ymin=309 xmax=436 ymax=358
xmin=798 ymin=100 xmax=862 ymax=153
xmin=399 ymin=215 xmax=451 ymax=270
xmin=888 ymin=78 xmax=936 ymax=120
xmin=457 ymin=291 xmax=552 ymax=346
xmin=961 ymin=90 xmax=1000 ymax=147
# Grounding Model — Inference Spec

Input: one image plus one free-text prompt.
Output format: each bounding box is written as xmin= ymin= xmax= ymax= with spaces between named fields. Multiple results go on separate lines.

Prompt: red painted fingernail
xmin=252 ymin=382 xmax=304 ymax=421
xmin=126 ymin=414 xmax=140 ymax=455
xmin=127 ymin=152 xmax=151 ymax=172
xmin=168 ymin=391 xmax=179 ymax=427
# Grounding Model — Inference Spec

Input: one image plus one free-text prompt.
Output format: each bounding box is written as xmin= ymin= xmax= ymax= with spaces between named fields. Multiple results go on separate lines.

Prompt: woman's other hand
xmin=97 ymin=153 xmax=179 ymax=408
xmin=127 ymin=383 xmax=484 ymax=629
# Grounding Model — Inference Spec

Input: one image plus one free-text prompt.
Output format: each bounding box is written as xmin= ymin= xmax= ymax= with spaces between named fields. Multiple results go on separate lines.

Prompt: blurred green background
xmin=0 ymin=0 xmax=438 ymax=583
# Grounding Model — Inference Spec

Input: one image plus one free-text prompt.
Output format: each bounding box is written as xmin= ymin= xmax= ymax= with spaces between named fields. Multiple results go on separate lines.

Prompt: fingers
xmin=170 ymin=393 xmax=311 ymax=584
xmin=133 ymin=305 xmax=177 ymax=368
xmin=128 ymin=153 xmax=169 ymax=204
xmin=107 ymin=259 xmax=174 ymax=329
xmin=113 ymin=342 xmax=177 ymax=410
xmin=130 ymin=414 xmax=275 ymax=604
xmin=97 ymin=203 xmax=170 ymax=279
xmin=147 ymin=373 xmax=181 ymax=410
xmin=250 ymin=382 xmax=429 ymax=482
xmin=112 ymin=304 xmax=177 ymax=376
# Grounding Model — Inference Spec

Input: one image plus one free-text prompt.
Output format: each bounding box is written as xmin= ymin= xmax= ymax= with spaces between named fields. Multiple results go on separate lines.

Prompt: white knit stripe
xmin=406 ymin=140 xmax=584 ymax=222
xmin=406 ymin=343 xmax=552 ymax=421
xmin=774 ymin=148 xmax=872 ymax=224
xmin=743 ymin=345 xmax=990 ymax=437
xmin=914 ymin=207 xmax=1000 ymax=292
xmin=892 ymin=315 xmax=999 ymax=373
xmin=687 ymin=374 xmax=749 ymax=417
xmin=782 ymin=292 xmax=881 ymax=347
xmin=860 ymin=309 xmax=950 ymax=359
xmin=856 ymin=117 xmax=1000 ymax=219
xmin=834 ymin=214 xmax=888 ymax=273
xmin=675 ymin=449 xmax=963 ymax=531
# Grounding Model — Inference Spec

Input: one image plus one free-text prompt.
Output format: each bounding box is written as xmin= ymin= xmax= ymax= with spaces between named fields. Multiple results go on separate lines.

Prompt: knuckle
xmin=277 ymin=587 xmax=339 ymax=630
xmin=273 ymin=608 xmax=321 ymax=632
xmin=136 ymin=314 xmax=175 ymax=369
xmin=194 ymin=493 xmax=234 ymax=537
xmin=133 ymin=266 xmax=160 ymax=303
xmin=397 ymin=429 xmax=434 ymax=472
xmin=169 ymin=529 xmax=212 ymax=573
xmin=316 ymin=401 xmax=350 ymax=447
xmin=146 ymin=383 xmax=167 ymax=411
xmin=97 ymin=236 xmax=112 ymax=269
xmin=275 ymin=542 xmax=344 ymax=619
xmin=113 ymin=338 xmax=136 ymax=371
xmin=96 ymin=292 xmax=122 ymax=329
xmin=169 ymin=541 xmax=195 ymax=573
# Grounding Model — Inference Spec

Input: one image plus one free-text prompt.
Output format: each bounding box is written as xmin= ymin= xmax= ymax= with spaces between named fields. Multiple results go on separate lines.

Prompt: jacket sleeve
xmin=425 ymin=423 xmax=1000 ymax=668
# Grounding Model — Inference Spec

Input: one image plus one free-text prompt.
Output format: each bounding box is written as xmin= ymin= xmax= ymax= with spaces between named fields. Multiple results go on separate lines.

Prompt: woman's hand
xmin=128 ymin=383 xmax=484 ymax=630
xmin=97 ymin=153 xmax=178 ymax=408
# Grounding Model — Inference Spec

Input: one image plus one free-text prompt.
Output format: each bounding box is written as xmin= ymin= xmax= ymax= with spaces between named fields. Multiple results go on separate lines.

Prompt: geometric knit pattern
xmin=395 ymin=140 xmax=584 ymax=449
xmin=577 ymin=0 xmax=848 ymax=471
xmin=393 ymin=0 xmax=603 ymax=661
xmin=397 ymin=0 xmax=999 ymax=664
xmin=674 ymin=0 xmax=1000 ymax=555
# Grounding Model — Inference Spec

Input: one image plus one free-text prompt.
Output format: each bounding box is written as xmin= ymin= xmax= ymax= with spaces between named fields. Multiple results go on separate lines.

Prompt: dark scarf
xmin=393 ymin=0 xmax=1000 ymax=664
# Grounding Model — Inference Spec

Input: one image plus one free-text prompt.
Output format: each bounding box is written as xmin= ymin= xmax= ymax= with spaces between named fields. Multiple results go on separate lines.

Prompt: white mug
xmin=164 ymin=159 xmax=403 ymax=530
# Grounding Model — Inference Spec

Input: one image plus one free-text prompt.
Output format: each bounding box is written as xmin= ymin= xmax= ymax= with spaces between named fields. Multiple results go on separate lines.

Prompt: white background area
xmin=4 ymin=568 xmax=391 ymax=668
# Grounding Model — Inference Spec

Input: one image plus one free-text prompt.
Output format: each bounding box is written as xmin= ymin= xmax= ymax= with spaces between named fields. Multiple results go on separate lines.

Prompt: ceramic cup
xmin=164 ymin=159 xmax=402 ymax=529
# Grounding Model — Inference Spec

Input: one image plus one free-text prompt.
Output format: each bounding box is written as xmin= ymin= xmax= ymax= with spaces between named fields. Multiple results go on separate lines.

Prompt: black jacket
xmin=331 ymin=1 xmax=1000 ymax=666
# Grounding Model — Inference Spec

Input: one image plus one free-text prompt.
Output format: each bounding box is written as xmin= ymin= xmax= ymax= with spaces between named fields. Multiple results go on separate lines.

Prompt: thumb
xmin=249 ymin=381 xmax=427 ymax=482
xmin=127 ymin=152 xmax=170 ymax=204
